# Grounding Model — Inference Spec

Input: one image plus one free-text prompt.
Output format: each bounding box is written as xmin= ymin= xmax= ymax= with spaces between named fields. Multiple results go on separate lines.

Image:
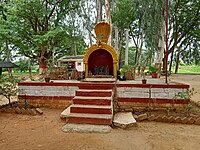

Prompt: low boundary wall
xmin=18 ymin=81 xmax=190 ymax=109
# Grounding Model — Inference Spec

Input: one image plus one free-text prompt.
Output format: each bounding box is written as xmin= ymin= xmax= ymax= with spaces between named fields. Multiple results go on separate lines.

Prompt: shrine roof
xmin=0 ymin=61 xmax=19 ymax=68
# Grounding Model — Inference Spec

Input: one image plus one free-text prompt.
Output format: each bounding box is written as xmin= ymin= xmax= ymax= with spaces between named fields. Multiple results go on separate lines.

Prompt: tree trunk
xmin=6 ymin=40 xmax=10 ymax=61
xmin=175 ymin=50 xmax=180 ymax=74
xmin=125 ymin=29 xmax=129 ymax=65
xmin=8 ymin=97 xmax=12 ymax=107
xmin=134 ymin=47 xmax=138 ymax=66
xmin=28 ymin=59 xmax=32 ymax=77
xmin=118 ymin=31 xmax=123 ymax=69
xmin=115 ymin=26 xmax=119 ymax=52
xmin=105 ymin=0 xmax=112 ymax=45
xmin=38 ymin=47 xmax=48 ymax=75
xmin=96 ymin=0 xmax=102 ymax=23
xmin=169 ymin=48 xmax=174 ymax=72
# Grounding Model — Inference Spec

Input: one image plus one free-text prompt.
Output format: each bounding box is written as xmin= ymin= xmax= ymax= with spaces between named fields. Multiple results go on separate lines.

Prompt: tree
xmin=0 ymin=76 xmax=18 ymax=107
xmin=8 ymin=0 xmax=83 ymax=74
xmin=168 ymin=0 xmax=200 ymax=72
xmin=111 ymin=0 xmax=135 ymax=68
xmin=0 ymin=1 xmax=13 ymax=61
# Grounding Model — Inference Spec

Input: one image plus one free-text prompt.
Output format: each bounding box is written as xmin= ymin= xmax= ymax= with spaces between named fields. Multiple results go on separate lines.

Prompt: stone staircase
xmin=61 ymin=81 xmax=114 ymax=125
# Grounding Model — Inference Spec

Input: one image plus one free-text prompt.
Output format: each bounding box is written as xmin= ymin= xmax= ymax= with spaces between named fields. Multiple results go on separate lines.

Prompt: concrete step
xmin=62 ymin=123 xmax=112 ymax=133
xmin=76 ymin=89 xmax=113 ymax=97
xmin=73 ymin=96 xmax=112 ymax=105
xmin=70 ymin=104 xmax=112 ymax=114
xmin=79 ymin=83 xmax=114 ymax=90
xmin=61 ymin=107 xmax=112 ymax=125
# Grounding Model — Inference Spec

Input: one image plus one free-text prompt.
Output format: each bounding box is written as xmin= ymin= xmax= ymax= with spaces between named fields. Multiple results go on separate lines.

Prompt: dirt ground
xmin=1 ymin=74 xmax=200 ymax=150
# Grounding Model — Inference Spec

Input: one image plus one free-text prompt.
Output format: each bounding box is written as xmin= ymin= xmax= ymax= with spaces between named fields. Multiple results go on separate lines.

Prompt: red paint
xmin=73 ymin=98 xmax=111 ymax=105
xmin=18 ymin=82 xmax=114 ymax=88
xmin=118 ymin=97 xmax=190 ymax=104
xmin=151 ymin=73 xmax=159 ymax=78
xmin=18 ymin=82 xmax=189 ymax=89
xmin=88 ymin=49 xmax=113 ymax=75
xmin=18 ymin=95 xmax=74 ymax=100
xmin=79 ymin=84 xmax=114 ymax=90
xmin=39 ymin=64 xmax=47 ymax=68
xmin=70 ymin=107 xmax=112 ymax=114
xmin=76 ymin=91 xmax=112 ymax=97
xmin=117 ymin=83 xmax=189 ymax=89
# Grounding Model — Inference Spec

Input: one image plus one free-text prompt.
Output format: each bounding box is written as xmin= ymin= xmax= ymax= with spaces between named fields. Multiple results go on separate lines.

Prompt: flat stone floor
xmin=51 ymin=76 xmax=182 ymax=85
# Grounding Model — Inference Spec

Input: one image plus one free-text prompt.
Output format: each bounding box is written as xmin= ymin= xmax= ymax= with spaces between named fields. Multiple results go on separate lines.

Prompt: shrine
xmin=84 ymin=22 xmax=118 ymax=78
xmin=17 ymin=22 xmax=190 ymax=128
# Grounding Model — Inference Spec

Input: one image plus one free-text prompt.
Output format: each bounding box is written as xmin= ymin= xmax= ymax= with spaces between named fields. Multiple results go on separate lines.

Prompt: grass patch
xmin=172 ymin=65 xmax=200 ymax=74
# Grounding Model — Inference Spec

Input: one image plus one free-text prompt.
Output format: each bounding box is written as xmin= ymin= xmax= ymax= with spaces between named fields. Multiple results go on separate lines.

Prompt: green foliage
xmin=169 ymin=0 xmax=200 ymax=65
xmin=120 ymin=64 xmax=132 ymax=75
xmin=112 ymin=0 xmax=136 ymax=29
xmin=172 ymin=65 xmax=200 ymax=74
xmin=174 ymin=88 xmax=195 ymax=100
xmin=0 ymin=0 xmax=85 ymax=66
xmin=138 ymin=0 xmax=165 ymax=51
xmin=22 ymin=99 xmax=30 ymax=109
xmin=149 ymin=66 xmax=159 ymax=73
xmin=0 ymin=76 xmax=19 ymax=106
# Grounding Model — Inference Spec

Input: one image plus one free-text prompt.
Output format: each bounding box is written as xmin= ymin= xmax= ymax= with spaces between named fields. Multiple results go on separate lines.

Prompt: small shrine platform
xmin=18 ymin=77 xmax=190 ymax=110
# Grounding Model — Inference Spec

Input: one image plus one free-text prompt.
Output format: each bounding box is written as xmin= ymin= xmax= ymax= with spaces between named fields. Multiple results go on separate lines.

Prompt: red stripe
xmin=18 ymin=82 xmax=114 ymax=87
xmin=117 ymin=84 xmax=189 ymax=89
xmin=18 ymin=82 xmax=189 ymax=89
xmin=118 ymin=97 xmax=190 ymax=104
xmin=18 ymin=95 xmax=74 ymax=100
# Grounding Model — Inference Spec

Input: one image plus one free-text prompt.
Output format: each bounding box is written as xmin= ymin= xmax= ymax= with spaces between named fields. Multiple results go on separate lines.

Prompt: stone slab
xmin=62 ymin=123 xmax=112 ymax=133
xmin=113 ymin=112 xmax=137 ymax=128
xmin=137 ymin=113 xmax=148 ymax=121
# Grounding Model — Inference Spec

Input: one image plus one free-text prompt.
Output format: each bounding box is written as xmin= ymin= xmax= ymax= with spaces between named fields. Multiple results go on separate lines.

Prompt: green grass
xmin=1 ymin=65 xmax=200 ymax=76
xmin=171 ymin=65 xmax=200 ymax=74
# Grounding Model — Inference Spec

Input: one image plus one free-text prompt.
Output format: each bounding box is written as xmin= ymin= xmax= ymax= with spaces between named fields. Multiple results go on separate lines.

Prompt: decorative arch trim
xmin=84 ymin=43 xmax=118 ymax=63
xmin=84 ymin=42 xmax=118 ymax=78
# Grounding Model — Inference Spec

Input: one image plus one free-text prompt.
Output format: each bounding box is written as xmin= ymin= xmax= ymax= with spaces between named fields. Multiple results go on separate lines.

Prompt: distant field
xmin=171 ymin=65 xmax=200 ymax=74
xmin=1 ymin=65 xmax=200 ymax=76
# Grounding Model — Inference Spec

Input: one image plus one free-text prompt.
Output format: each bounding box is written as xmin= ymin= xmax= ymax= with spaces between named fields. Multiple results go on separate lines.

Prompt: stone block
xmin=167 ymin=116 xmax=174 ymax=123
xmin=181 ymin=117 xmax=188 ymax=124
xmin=174 ymin=116 xmax=182 ymax=123
xmin=14 ymin=107 xmax=22 ymax=114
xmin=35 ymin=108 xmax=43 ymax=114
xmin=194 ymin=118 xmax=200 ymax=125
xmin=154 ymin=115 xmax=163 ymax=122
xmin=133 ymin=114 xmax=138 ymax=120
xmin=137 ymin=113 xmax=148 ymax=121
xmin=124 ymin=108 xmax=133 ymax=112
xmin=148 ymin=114 xmax=156 ymax=121
xmin=187 ymin=117 xmax=195 ymax=124
xmin=162 ymin=116 xmax=168 ymax=122
xmin=21 ymin=108 xmax=28 ymax=114
xmin=113 ymin=112 xmax=137 ymax=128
xmin=189 ymin=114 xmax=198 ymax=119
xmin=29 ymin=109 xmax=37 ymax=115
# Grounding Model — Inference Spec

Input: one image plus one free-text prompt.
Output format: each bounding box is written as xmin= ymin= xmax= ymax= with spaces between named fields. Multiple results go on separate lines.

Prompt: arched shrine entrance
xmin=88 ymin=49 xmax=113 ymax=75
xmin=84 ymin=43 xmax=118 ymax=78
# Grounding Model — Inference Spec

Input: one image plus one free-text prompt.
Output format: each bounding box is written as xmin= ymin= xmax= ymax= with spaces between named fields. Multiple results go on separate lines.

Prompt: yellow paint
xmin=84 ymin=42 xmax=118 ymax=78
xmin=94 ymin=22 xmax=110 ymax=43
